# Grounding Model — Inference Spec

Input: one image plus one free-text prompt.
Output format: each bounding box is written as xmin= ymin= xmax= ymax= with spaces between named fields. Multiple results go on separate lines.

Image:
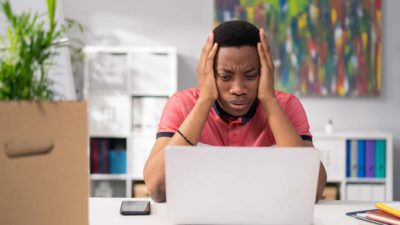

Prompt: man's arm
xmin=262 ymin=97 xmax=327 ymax=202
xmin=303 ymin=140 xmax=328 ymax=202
xmin=257 ymin=28 xmax=306 ymax=147
xmin=143 ymin=33 xmax=219 ymax=203
xmin=262 ymin=96 xmax=327 ymax=201
xmin=143 ymin=98 xmax=214 ymax=202
xmin=257 ymin=28 xmax=327 ymax=201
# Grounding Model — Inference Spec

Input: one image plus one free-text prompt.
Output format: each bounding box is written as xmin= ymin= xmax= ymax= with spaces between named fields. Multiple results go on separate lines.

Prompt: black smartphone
xmin=120 ymin=200 xmax=151 ymax=215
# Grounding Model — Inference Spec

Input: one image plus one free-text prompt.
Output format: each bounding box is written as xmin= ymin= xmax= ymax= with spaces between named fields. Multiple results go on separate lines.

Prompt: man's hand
xmin=197 ymin=32 xmax=219 ymax=102
xmin=257 ymin=28 xmax=276 ymax=102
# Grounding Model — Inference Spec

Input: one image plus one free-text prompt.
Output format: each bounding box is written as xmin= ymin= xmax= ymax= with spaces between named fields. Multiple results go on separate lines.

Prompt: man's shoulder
xmin=274 ymin=90 xmax=298 ymax=101
xmin=273 ymin=90 xmax=303 ymax=110
xmin=173 ymin=87 xmax=199 ymax=97
xmin=168 ymin=88 xmax=200 ymax=106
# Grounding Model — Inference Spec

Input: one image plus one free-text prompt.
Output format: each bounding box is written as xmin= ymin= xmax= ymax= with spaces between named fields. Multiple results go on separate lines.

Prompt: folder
xmin=365 ymin=140 xmax=376 ymax=177
xmin=375 ymin=140 xmax=386 ymax=178
xmin=351 ymin=140 xmax=358 ymax=177
xmin=357 ymin=140 xmax=366 ymax=177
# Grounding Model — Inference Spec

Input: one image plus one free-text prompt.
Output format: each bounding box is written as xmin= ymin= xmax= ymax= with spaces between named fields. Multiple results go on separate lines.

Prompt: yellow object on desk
xmin=375 ymin=202 xmax=400 ymax=218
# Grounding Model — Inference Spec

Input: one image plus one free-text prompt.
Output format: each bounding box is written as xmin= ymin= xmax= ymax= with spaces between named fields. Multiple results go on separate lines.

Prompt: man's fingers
xmin=257 ymin=42 xmax=268 ymax=69
xmin=206 ymin=43 xmax=218 ymax=73
xmin=259 ymin=28 xmax=274 ymax=70
xmin=259 ymin=28 xmax=268 ymax=51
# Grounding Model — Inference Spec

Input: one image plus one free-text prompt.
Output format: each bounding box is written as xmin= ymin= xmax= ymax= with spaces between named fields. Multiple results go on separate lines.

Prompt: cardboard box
xmin=322 ymin=186 xmax=339 ymax=200
xmin=133 ymin=183 xmax=149 ymax=198
xmin=0 ymin=101 xmax=89 ymax=225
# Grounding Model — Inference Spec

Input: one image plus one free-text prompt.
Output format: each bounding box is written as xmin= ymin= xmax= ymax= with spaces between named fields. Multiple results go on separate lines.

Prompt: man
xmin=144 ymin=20 xmax=327 ymax=203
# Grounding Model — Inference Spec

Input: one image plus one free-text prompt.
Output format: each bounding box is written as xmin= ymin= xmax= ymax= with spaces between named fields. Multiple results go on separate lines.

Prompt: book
xmin=346 ymin=140 xmax=351 ymax=177
xmin=366 ymin=140 xmax=376 ymax=177
xmin=102 ymin=139 xmax=109 ymax=174
xmin=108 ymin=149 xmax=126 ymax=174
xmin=376 ymin=203 xmax=400 ymax=218
xmin=357 ymin=140 xmax=366 ymax=177
xmin=367 ymin=209 xmax=400 ymax=225
xmin=375 ymin=140 xmax=386 ymax=178
xmin=90 ymin=138 xmax=99 ymax=173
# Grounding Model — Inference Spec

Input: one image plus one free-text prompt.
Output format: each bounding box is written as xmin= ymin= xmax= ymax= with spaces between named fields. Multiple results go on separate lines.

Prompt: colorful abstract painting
xmin=214 ymin=0 xmax=382 ymax=97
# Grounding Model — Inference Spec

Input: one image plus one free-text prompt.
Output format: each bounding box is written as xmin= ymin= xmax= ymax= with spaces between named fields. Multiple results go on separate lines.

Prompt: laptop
xmin=165 ymin=146 xmax=320 ymax=225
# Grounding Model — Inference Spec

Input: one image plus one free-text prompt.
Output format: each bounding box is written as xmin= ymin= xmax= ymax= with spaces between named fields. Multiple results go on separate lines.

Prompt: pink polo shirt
xmin=157 ymin=88 xmax=312 ymax=146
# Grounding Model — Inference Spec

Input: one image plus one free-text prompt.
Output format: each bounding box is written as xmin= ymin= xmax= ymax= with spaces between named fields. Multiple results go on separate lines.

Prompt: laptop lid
xmin=165 ymin=146 xmax=320 ymax=225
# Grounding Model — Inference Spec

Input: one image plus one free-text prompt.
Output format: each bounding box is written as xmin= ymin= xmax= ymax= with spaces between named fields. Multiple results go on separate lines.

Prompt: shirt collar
xmin=213 ymin=99 xmax=259 ymax=124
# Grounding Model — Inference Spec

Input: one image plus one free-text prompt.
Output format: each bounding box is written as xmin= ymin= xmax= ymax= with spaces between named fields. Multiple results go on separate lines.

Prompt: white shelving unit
xmin=313 ymin=131 xmax=393 ymax=201
xmin=83 ymin=46 xmax=177 ymax=197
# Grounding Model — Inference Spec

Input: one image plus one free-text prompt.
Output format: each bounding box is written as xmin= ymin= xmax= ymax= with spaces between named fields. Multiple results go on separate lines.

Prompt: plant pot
xmin=0 ymin=101 xmax=89 ymax=225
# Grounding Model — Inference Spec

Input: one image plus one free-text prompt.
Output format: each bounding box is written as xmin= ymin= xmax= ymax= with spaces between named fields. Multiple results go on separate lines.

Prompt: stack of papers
xmin=347 ymin=203 xmax=400 ymax=225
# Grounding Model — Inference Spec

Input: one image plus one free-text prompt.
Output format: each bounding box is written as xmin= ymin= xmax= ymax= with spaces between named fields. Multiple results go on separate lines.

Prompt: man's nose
xmin=229 ymin=78 xmax=246 ymax=96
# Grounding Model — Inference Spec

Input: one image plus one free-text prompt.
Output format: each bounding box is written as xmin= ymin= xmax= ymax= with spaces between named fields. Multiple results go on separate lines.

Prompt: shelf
xmin=90 ymin=174 xmax=128 ymax=180
xmin=326 ymin=178 xmax=344 ymax=183
xmin=313 ymin=131 xmax=393 ymax=139
xmin=84 ymin=45 xmax=177 ymax=54
xmin=85 ymin=45 xmax=178 ymax=198
xmin=345 ymin=177 xmax=387 ymax=184
xmin=90 ymin=134 xmax=129 ymax=139
xmin=327 ymin=178 xmax=387 ymax=184
xmin=313 ymin=131 xmax=393 ymax=201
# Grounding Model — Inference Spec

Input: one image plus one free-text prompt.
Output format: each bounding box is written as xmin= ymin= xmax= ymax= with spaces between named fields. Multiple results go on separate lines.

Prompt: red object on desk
xmin=366 ymin=210 xmax=400 ymax=225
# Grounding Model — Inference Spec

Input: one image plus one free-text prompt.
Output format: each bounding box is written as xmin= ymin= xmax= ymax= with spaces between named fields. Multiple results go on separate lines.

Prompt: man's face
xmin=214 ymin=46 xmax=261 ymax=117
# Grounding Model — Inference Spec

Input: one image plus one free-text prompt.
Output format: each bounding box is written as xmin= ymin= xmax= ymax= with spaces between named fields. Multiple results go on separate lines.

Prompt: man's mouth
xmin=227 ymin=101 xmax=249 ymax=110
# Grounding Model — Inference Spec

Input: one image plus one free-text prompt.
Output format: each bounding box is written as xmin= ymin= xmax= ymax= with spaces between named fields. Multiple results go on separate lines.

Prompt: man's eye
xmin=245 ymin=74 xmax=258 ymax=80
xmin=218 ymin=75 xmax=232 ymax=81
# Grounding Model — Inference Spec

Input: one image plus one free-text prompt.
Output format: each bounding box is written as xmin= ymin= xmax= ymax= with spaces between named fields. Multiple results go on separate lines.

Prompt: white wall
xmin=63 ymin=0 xmax=400 ymax=200
xmin=63 ymin=0 xmax=213 ymax=90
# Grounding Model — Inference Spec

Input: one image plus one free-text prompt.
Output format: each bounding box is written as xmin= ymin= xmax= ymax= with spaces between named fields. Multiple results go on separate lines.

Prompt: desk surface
xmin=89 ymin=198 xmax=382 ymax=225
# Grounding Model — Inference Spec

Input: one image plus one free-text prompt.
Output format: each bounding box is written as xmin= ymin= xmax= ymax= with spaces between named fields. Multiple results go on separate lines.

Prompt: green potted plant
xmin=0 ymin=0 xmax=68 ymax=99
xmin=0 ymin=1 xmax=89 ymax=224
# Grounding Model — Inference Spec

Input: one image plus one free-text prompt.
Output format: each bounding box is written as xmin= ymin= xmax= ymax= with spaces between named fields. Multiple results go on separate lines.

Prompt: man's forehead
xmin=216 ymin=46 xmax=259 ymax=59
xmin=216 ymin=64 xmax=259 ymax=71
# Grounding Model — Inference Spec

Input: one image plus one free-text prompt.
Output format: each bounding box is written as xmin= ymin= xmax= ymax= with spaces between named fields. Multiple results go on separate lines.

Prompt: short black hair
xmin=213 ymin=20 xmax=260 ymax=48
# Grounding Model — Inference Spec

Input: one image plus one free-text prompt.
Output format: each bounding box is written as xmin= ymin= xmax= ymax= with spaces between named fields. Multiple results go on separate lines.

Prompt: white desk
xmin=89 ymin=198 xmax=380 ymax=225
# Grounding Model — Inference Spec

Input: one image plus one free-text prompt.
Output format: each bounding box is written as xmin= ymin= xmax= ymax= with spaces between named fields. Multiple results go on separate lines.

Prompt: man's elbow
xmin=144 ymin=172 xmax=166 ymax=203
xmin=147 ymin=183 xmax=166 ymax=203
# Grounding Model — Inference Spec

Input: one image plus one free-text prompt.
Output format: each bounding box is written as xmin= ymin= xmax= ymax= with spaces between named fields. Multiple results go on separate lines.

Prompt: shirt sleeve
xmin=284 ymin=95 xmax=312 ymax=138
xmin=157 ymin=93 xmax=186 ymax=136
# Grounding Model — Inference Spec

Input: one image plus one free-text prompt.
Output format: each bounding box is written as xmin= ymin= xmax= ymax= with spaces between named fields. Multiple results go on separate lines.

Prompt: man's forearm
xmin=260 ymin=97 xmax=305 ymax=147
xmin=261 ymin=97 xmax=327 ymax=200
xmin=144 ymin=97 xmax=214 ymax=202
xmin=169 ymin=97 xmax=214 ymax=146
